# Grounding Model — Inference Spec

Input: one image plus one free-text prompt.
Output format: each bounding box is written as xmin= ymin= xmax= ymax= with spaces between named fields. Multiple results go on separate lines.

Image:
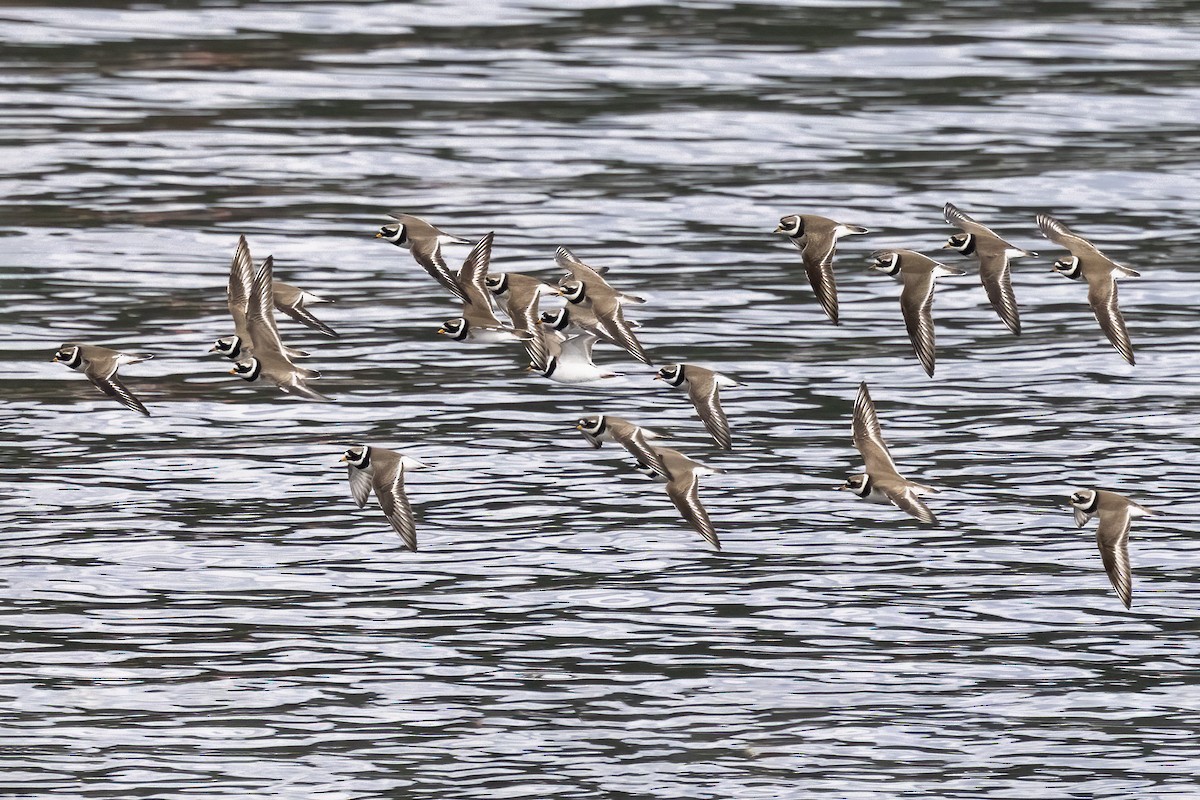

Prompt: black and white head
xmin=340 ymin=445 xmax=371 ymax=470
xmin=841 ymin=474 xmax=871 ymax=497
xmin=438 ymin=318 xmax=469 ymax=341
xmin=576 ymin=415 xmax=606 ymax=437
xmin=868 ymin=251 xmax=901 ymax=276
xmin=209 ymin=335 xmax=243 ymax=360
xmin=485 ymin=273 xmax=508 ymax=296
xmin=376 ymin=222 xmax=406 ymax=246
xmin=1052 ymin=255 xmax=1082 ymax=279
xmin=1069 ymin=488 xmax=1098 ymax=513
xmin=559 ymin=280 xmax=586 ymax=304
xmin=944 ymin=232 xmax=976 ymax=255
xmin=540 ymin=308 xmax=570 ymax=331
xmin=51 ymin=344 xmax=83 ymax=370
xmin=774 ymin=214 xmax=803 ymax=237
xmin=656 ymin=364 xmax=685 ymax=387
xmin=230 ymin=358 xmax=261 ymax=382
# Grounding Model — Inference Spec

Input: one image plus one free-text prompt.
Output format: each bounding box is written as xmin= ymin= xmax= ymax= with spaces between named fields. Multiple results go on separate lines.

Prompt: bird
xmin=1068 ymin=488 xmax=1154 ymax=609
xmin=531 ymin=330 xmax=618 ymax=383
xmin=211 ymin=235 xmax=309 ymax=362
xmin=52 ymin=343 xmax=152 ymax=416
xmin=376 ymin=212 xmax=472 ymax=303
xmin=654 ymin=364 xmax=738 ymax=450
xmin=942 ymin=202 xmax=1036 ymax=335
xmin=839 ymin=381 xmax=939 ymax=524
xmin=341 ymin=445 xmax=430 ymax=551
xmin=1038 ymin=212 xmax=1140 ymax=366
xmin=229 ymin=255 xmax=329 ymax=401
xmin=555 ymin=247 xmax=651 ymax=365
xmin=437 ymin=232 xmax=531 ymax=344
xmin=868 ymin=249 xmax=965 ymax=377
xmin=633 ymin=445 xmax=723 ymax=550
xmin=486 ymin=270 xmax=557 ymax=370
xmin=273 ymin=281 xmax=337 ymax=338
xmin=773 ymin=213 xmax=869 ymax=325
xmin=576 ymin=414 xmax=666 ymax=476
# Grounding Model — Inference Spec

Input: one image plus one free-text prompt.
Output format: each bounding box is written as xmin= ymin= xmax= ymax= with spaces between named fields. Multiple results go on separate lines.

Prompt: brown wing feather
xmin=373 ymin=461 xmax=418 ymax=551
xmin=852 ymin=382 xmax=898 ymax=477
xmin=1096 ymin=511 xmax=1133 ymax=608
xmin=899 ymin=270 xmax=938 ymax=377
xmin=801 ymin=233 xmax=840 ymax=325
xmin=978 ymin=251 xmax=1021 ymax=335
xmin=1086 ymin=277 xmax=1135 ymax=365
xmin=665 ymin=473 xmax=720 ymax=549
xmin=686 ymin=376 xmax=732 ymax=450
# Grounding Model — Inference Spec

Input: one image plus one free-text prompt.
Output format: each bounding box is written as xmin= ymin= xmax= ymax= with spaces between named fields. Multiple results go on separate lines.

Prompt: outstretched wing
xmin=852 ymin=382 xmax=898 ymax=477
xmin=800 ymin=234 xmax=841 ymax=325
xmin=665 ymin=473 xmax=721 ymax=549
xmin=277 ymin=302 xmax=338 ymax=338
xmin=882 ymin=484 xmax=937 ymax=525
xmin=373 ymin=461 xmax=418 ymax=551
xmin=347 ymin=465 xmax=373 ymax=508
xmin=245 ymin=256 xmax=289 ymax=361
xmin=85 ymin=367 xmax=150 ymax=416
xmin=227 ymin=235 xmax=255 ymax=340
xmin=978 ymin=251 xmax=1021 ymax=335
xmin=1095 ymin=510 xmax=1133 ymax=609
xmin=412 ymin=238 xmax=469 ymax=304
xmin=686 ymin=375 xmax=732 ymax=450
xmin=1086 ymin=276 xmax=1135 ymax=366
xmin=899 ymin=270 xmax=938 ymax=377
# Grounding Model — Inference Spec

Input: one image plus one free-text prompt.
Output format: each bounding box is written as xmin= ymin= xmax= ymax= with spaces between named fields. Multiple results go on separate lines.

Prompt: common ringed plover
xmin=229 ymin=255 xmax=329 ymax=401
xmin=868 ymin=249 xmax=964 ymax=377
xmin=942 ymin=202 xmax=1035 ymax=335
xmin=773 ymin=213 xmax=869 ymax=325
xmin=634 ymin=445 xmax=723 ymax=550
xmin=576 ymin=414 xmax=666 ymax=476
xmin=1038 ymin=212 xmax=1140 ymax=365
xmin=438 ymin=232 xmax=531 ymax=345
xmin=341 ymin=445 xmax=430 ymax=551
xmin=376 ymin=212 xmax=472 ymax=304
xmin=52 ymin=343 xmax=152 ymax=416
xmin=486 ymin=271 xmax=557 ymax=370
xmin=212 ymin=235 xmax=309 ymax=361
xmin=840 ymin=382 xmax=939 ymax=524
xmin=1068 ymin=488 xmax=1154 ymax=609
xmin=655 ymin=364 xmax=738 ymax=450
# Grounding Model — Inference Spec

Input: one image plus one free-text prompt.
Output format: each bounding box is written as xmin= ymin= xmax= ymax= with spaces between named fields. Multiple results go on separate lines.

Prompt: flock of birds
xmin=50 ymin=204 xmax=1154 ymax=609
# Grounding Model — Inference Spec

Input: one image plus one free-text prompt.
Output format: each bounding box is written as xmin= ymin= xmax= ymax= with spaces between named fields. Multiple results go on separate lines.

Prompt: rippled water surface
xmin=2 ymin=1 xmax=1199 ymax=797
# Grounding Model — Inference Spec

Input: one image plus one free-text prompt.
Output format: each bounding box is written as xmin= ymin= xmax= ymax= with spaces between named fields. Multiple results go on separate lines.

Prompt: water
xmin=2 ymin=1 xmax=1198 ymax=797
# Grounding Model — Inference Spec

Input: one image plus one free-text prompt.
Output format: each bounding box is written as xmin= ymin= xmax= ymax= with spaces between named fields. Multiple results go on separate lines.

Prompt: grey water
xmin=1 ymin=1 xmax=1198 ymax=797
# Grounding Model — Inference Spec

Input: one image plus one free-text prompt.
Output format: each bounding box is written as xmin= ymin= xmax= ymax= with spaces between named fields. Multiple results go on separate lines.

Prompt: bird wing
xmin=685 ymin=372 xmax=732 ymax=450
xmin=1036 ymin=212 xmax=1106 ymax=260
xmin=245 ymin=256 xmax=290 ymax=361
xmin=852 ymin=382 xmax=899 ymax=477
xmin=276 ymin=301 xmax=338 ymax=337
xmin=411 ymin=237 xmax=469 ymax=304
xmin=943 ymin=202 xmax=997 ymax=238
xmin=1096 ymin=509 xmax=1133 ymax=608
xmin=1086 ymin=274 xmax=1135 ymax=365
xmin=373 ymin=461 xmax=418 ymax=551
xmin=555 ymin=246 xmax=609 ymax=285
xmin=977 ymin=250 xmax=1021 ymax=335
xmin=559 ymin=331 xmax=599 ymax=362
xmin=84 ymin=363 xmax=149 ymax=416
xmin=899 ymin=270 xmax=938 ymax=377
xmin=800 ymin=233 xmax=841 ymax=325
xmin=881 ymin=482 xmax=937 ymax=525
xmin=592 ymin=296 xmax=651 ymax=365
xmin=347 ymin=465 xmax=373 ymax=508
xmin=1073 ymin=507 xmax=1091 ymax=528
xmin=665 ymin=472 xmax=720 ymax=549
xmin=227 ymin=235 xmax=255 ymax=341
xmin=615 ymin=427 xmax=667 ymax=476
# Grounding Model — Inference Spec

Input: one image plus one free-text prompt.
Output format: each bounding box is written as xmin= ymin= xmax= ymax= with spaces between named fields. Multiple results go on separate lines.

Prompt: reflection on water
xmin=1 ymin=1 xmax=1198 ymax=797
